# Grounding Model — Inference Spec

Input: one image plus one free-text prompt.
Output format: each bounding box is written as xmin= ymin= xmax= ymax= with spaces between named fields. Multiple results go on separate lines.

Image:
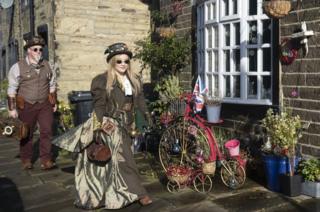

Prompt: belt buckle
xmin=122 ymin=103 xmax=132 ymax=112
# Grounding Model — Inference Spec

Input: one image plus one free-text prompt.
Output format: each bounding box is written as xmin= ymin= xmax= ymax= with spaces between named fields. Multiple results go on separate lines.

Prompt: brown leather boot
xmin=21 ymin=160 xmax=33 ymax=170
xmin=139 ymin=196 xmax=152 ymax=206
xmin=40 ymin=160 xmax=56 ymax=170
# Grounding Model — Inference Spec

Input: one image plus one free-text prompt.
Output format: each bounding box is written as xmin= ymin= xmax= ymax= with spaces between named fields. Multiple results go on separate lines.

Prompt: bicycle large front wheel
xmin=159 ymin=120 xmax=211 ymax=172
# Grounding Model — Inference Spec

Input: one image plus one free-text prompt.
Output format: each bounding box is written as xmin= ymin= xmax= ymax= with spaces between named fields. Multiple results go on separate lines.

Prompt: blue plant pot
xmin=262 ymin=154 xmax=300 ymax=192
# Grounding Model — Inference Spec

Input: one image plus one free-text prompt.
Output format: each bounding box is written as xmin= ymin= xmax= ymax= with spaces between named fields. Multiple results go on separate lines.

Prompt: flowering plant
xmin=204 ymin=94 xmax=222 ymax=106
xmin=261 ymin=108 xmax=302 ymax=175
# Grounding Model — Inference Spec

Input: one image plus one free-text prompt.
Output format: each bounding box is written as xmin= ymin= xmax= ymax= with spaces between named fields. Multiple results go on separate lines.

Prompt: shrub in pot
xmin=298 ymin=158 xmax=320 ymax=198
xmin=261 ymin=108 xmax=302 ymax=195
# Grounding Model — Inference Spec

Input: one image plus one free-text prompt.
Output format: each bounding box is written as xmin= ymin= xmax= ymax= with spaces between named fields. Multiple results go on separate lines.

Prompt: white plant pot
xmin=206 ymin=104 xmax=221 ymax=123
xmin=301 ymin=180 xmax=320 ymax=198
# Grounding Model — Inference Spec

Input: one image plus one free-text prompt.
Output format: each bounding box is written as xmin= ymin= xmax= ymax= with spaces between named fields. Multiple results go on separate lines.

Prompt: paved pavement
xmin=0 ymin=136 xmax=319 ymax=212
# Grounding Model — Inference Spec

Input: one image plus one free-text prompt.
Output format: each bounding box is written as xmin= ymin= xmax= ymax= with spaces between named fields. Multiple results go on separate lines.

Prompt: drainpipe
xmin=29 ymin=0 xmax=35 ymax=36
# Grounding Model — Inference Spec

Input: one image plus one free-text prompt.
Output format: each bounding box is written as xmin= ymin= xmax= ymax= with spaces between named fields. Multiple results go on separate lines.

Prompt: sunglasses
xmin=31 ymin=48 xmax=43 ymax=53
xmin=116 ymin=60 xmax=130 ymax=64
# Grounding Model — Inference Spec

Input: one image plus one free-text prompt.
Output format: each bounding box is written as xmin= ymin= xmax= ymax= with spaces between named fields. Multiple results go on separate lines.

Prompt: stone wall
xmin=159 ymin=0 xmax=193 ymax=90
xmin=0 ymin=0 xmax=150 ymax=100
xmin=280 ymin=1 xmax=320 ymax=157
xmin=54 ymin=0 xmax=150 ymax=99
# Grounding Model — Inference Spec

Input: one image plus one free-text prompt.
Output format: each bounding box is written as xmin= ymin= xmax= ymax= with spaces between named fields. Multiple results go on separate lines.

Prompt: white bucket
xmin=206 ymin=104 xmax=221 ymax=123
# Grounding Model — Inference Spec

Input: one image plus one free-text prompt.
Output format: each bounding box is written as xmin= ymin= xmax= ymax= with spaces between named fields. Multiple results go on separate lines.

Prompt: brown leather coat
xmin=90 ymin=73 xmax=148 ymax=129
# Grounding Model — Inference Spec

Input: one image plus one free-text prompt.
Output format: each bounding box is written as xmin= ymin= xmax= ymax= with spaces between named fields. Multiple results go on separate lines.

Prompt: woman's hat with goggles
xmin=104 ymin=42 xmax=132 ymax=63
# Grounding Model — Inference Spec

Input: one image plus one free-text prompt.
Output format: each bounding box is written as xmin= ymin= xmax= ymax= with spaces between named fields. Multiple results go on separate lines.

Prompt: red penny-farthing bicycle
xmin=158 ymin=93 xmax=246 ymax=193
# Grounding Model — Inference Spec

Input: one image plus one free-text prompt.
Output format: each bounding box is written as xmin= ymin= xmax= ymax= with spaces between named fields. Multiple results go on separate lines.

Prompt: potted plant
xmin=204 ymin=95 xmax=222 ymax=123
xmin=261 ymin=108 xmax=302 ymax=196
xmin=135 ymin=33 xmax=191 ymax=120
xmin=151 ymin=11 xmax=176 ymax=38
xmin=298 ymin=158 xmax=320 ymax=197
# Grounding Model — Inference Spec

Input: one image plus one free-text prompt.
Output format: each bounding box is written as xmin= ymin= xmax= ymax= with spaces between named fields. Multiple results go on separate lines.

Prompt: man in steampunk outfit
xmin=7 ymin=36 xmax=57 ymax=170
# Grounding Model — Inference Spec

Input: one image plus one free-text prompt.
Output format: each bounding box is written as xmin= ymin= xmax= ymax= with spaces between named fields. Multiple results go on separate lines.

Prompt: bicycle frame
xmin=181 ymin=93 xmax=225 ymax=162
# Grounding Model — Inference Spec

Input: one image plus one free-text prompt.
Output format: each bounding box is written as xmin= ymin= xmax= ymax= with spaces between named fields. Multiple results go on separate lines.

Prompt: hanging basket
xmin=156 ymin=27 xmax=176 ymax=38
xmin=263 ymin=0 xmax=291 ymax=19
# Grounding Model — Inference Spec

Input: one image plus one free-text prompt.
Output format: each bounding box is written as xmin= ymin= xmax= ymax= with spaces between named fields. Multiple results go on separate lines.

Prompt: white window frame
xmin=197 ymin=0 xmax=274 ymax=105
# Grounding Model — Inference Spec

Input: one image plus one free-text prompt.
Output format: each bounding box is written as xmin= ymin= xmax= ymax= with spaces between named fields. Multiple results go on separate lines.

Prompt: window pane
xmin=214 ymin=51 xmax=218 ymax=72
xmin=262 ymin=76 xmax=271 ymax=99
xmin=234 ymin=75 xmax=240 ymax=97
xmin=207 ymin=27 xmax=212 ymax=48
xmin=249 ymin=0 xmax=257 ymax=16
xmin=225 ymin=75 xmax=231 ymax=97
xmin=263 ymin=48 xmax=271 ymax=72
xmin=248 ymin=21 xmax=257 ymax=44
xmin=235 ymin=49 xmax=240 ymax=72
xmin=212 ymin=3 xmax=216 ymax=20
xmin=235 ymin=22 xmax=240 ymax=45
xmin=214 ymin=75 xmax=219 ymax=95
xmin=214 ymin=26 xmax=218 ymax=47
xmin=224 ymin=24 xmax=230 ymax=46
xmin=263 ymin=19 xmax=271 ymax=44
xmin=248 ymin=76 xmax=257 ymax=99
xmin=248 ymin=49 xmax=257 ymax=72
xmin=224 ymin=0 xmax=229 ymax=16
xmin=207 ymin=3 xmax=211 ymax=20
xmin=208 ymin=51 xmax=212 ymax=72
xmin=208 ymin=74 xmax=213 ymax=95
xmin=224 ymin=50 xmax=230 ymax=72
xmin=233 ymin=0 xmax=238 ymax=14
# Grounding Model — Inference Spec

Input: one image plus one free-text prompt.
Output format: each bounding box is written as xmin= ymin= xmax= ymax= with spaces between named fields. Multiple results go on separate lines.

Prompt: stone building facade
xmin=159 ymin=0 xmax=319 ymax=158
xmin=159 ymin=0 xmax=194 ymax=90
xmin=280 ymin=1 xmax=320 ymax=157
xmin=0 ymin=0 xmax=150 ymax=100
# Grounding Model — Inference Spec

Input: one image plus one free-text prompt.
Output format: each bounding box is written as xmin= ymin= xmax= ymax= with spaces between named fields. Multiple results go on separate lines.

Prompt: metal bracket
xmin=289 ymin=22 xmax=314 ymax=57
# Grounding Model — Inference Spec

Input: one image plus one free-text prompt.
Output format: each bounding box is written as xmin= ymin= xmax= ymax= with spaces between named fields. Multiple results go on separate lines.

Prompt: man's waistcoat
xmin=17 ymin=59 xmax=52 ymax=104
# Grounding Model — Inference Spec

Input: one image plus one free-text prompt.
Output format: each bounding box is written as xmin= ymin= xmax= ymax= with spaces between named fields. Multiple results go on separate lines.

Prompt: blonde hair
xmin=105 ymin=55 xmax=141 ymax=96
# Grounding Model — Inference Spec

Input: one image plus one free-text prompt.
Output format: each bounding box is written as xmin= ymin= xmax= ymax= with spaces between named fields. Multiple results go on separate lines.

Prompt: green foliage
xmin=57 ymin=101 xmax=74 ymax=132
xmin=135 ymin=35 xmax=191 ymax=77
xmin=150 ymin=75 xmax=183 ymax=114
xmin=298 ymin=158 xmax=320 ymax=182
xmin=262 ymin=108 xmax=302 ymax=176
xmin=135 ymin=34 xmax=190 ymax=114
xmin=0 ymin=79 xmax=8 ymax=100
xmin=261 ymin=108 xmax=302 ymax=156
xmin=213 ymin=127 xmax=235 ymax=148
xmin=155 ymin=75 xmax=182 ymax=102
xmin=151 ymin=11 xmax=172 ymax=27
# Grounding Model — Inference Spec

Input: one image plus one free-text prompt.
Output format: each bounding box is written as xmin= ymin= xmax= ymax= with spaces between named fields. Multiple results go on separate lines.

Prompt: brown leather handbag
xmin=87 ymin=130 xmax=111 ymax=163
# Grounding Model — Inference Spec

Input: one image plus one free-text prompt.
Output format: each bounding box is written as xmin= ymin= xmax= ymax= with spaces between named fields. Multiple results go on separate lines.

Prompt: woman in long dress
xmin=54 ymin=43 xmax=152 ymax=210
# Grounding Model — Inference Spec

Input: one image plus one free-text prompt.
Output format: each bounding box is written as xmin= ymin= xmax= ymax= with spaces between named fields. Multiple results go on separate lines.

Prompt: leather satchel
xmin=0 ymin=117 xmax=29 ymax=140
xmin=18 ymin=122 xmax=29 ymax=140
xmin=87 ymin=130 xmax=111 ymax=163
xmin=48 ymin=92 xmax=57 ymax=105
xmin=16 ymin=96 xmax=25 ymax=110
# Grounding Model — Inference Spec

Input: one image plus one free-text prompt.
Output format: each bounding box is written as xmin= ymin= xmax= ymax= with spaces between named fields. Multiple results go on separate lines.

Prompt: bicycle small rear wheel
xmin=167 ymin=180 xmax=180 ymax=193
xmin=220 ymin=160 xmax=246 ymax=189
xmin=193 ymin=173 xmax=213 ymax=193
